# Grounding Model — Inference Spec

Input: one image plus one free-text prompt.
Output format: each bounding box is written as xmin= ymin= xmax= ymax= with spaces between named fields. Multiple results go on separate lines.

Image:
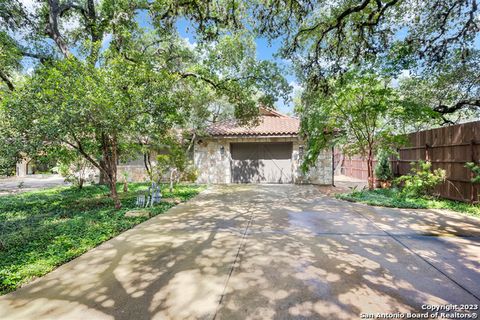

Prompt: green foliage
xmin=399 ymin=51 xmax=480 ymax=124
xmin=0 ymin=155 xmax=15 ymax=177
xmin=337 ymin=188 xmax=480 ymax=218
xmin=299 ymin=70 xmax=426 ymax=189
xmin=375 ymin=151 xmax=393 ymax=181
xmin=0 ymin=182 xmax=204 ymax=294
xmin=253 ymin=1 xmax=478 ymax=83
xmin=58 ymin=158 xmax=96 ymax=189
xmin=181 ymin=165 xmax=199 ymax=182
xmin=153 ymin=137 xmax=199 ymax=189
xmin=466 ymin=162 xmax=480 ymax=184
xmin=395 ymin=161 xmax=446 ymax=198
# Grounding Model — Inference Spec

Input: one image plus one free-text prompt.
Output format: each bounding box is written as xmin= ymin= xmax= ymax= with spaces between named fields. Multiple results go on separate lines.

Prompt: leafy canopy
xmin=299 ymin=70 xmax=431 ymax=169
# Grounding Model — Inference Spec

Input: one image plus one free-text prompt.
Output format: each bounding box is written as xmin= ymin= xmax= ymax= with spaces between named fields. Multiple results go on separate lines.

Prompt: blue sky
xmin=22 ymin=8 xmax=480 ymax=115
xmin=174 ymin=18 xmax=298 ymax=114
xmin=135 ymin=12 xmax=300 ymax=114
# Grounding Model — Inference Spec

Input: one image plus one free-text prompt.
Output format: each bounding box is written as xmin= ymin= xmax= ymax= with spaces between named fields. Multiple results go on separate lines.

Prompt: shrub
xmin=182 ymin=163 xmax=199 ymax=182
xmin=59 ymin=158 xmax=96 ymax=188
xmin=466 ymin=162 xmax=480 ymax=200
xmin=375 ymin=151 xmax=393 ymax=181
xmin=395 ymin=160 xmax=446 ymax=198
xmin=465 ymin=162 xmax=480 ymax=183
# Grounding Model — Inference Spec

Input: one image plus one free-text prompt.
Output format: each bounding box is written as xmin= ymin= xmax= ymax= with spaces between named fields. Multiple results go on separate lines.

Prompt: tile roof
xmin=206 ymin=108 xmax=300 ymax=137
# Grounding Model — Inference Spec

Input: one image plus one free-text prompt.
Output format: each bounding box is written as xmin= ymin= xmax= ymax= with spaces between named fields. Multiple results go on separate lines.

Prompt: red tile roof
xmin=206 ymin=109 xmax=300 ymax=137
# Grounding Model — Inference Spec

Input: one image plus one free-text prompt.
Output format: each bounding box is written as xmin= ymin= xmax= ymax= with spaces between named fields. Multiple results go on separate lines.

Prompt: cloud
xmin=391 ymin=69 xmax=411 ymax=88
xmin=181 ymin=37 xmax=197 ymax=50
xmin=21 ymin=0 xmax=40 ymax=14
xmin=290 ymin=81 xmax=303 ymax=94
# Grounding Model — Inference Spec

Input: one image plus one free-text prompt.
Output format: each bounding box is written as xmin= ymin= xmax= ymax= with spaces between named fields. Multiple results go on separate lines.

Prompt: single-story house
xmin=15 ymin=108 xmax=333 ymax=185
xmin=194 ymin=108 xmax=333 ymax=184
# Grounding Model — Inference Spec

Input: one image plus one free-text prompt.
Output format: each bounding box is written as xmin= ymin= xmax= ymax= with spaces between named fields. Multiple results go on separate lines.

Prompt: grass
xmin=337 ymin=188 xmax=480 ymax=218
xmin=0 ymin=182 xmax=204 ymax=295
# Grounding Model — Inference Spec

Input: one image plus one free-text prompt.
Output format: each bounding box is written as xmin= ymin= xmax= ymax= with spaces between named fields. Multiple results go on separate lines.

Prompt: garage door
xmin=230 ymin=142 xmax=293 ymax=183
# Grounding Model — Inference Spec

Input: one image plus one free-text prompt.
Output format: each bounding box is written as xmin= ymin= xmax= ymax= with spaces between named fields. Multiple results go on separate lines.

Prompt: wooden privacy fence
xmin=339 ymin=120 xmax=480 ymax=202
xmin=339 ymin=156 xmax=377 ymax=180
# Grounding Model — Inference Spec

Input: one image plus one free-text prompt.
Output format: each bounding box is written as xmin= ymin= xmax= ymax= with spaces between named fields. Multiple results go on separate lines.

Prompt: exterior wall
xmin=16 ymin=159 xmax=29 ymax=177
xmin=194 ymin=136 xmax=333 ymax=185
xmin=194 ymin=138 xmax=232 ymax=184
xmin=117 ymin=165 xmax=149 ymax=182
xmin=298 ymin=149 xmax=333 ymax=185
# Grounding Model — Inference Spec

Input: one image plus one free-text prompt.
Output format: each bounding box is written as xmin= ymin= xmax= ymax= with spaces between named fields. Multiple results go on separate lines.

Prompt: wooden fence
xmin=339 ymin=120 xmax=480 ymax=202
xmin=338 ymin=156 xmax=377 ymax=180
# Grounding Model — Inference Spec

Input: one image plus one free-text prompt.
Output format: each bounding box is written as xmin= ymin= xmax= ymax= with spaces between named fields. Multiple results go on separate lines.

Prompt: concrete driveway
xmin=0 ymin=175 xmax=68 ymax=195
xmin=1 ymin=185 xmax=479 ymax=320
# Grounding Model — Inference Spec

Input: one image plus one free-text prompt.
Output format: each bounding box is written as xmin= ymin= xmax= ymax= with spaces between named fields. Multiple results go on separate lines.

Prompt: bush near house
xmin=0 ymin=183 xmax=204 ymax=295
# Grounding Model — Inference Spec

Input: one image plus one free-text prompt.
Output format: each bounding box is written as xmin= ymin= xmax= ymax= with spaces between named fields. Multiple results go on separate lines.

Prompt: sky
xmin=134 ymin=12 xmax=297 ymax=114
xmin=19 ymin=6 xmax=480 ymax=115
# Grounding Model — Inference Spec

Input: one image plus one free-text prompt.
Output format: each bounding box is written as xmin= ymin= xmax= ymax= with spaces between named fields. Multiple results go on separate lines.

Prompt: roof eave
xmin=200 ymin=133 xmax=300 ymax=139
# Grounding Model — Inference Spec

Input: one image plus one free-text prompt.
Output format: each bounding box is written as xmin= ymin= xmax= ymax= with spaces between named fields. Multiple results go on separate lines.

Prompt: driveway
xmin=0 ymin=175 xmax=68 ymax=195
xmin=0 ymin=185 xmax=479 ymax=319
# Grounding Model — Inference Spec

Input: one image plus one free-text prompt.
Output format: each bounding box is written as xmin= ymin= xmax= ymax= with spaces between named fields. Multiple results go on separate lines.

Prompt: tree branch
xmin=0 ymin=70 xmax=15 ymax=91
xmin=434 ymin=99 xmax=480 ymax=114
xmin=45 ymin=0 xmax=72 ymax=57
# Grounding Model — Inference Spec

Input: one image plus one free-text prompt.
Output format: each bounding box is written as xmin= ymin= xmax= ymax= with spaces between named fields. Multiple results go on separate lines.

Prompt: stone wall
xmin=297 ymin=149 xmax=333 ymax=185
xmin=117 ymin=165 xmax=150 ymax=182
xmin=194 ymin=136 xmax=332 ymax=185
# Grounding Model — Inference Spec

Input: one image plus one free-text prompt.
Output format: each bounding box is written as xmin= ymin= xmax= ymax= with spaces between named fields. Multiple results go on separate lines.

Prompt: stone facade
xmin=194 ymin=136 xmax=332 ymax=185
xmin=117 ymin=165 xmax=150 ymax=182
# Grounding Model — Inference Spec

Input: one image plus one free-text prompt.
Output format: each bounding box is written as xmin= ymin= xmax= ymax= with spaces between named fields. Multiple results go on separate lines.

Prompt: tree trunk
xmin=98 ymin=170 xmax=108 ymax=185
xmin=367 ymin=147 xmax=375 ymax=190
xmin=109 ymin=179 xmax=121 ymax=209
xmin=169 ymin=169 xmax=175 ymax=193
xmin=100 ymin=133 xmax=121 ymax=209
xmin=123 ymin=178 xmax=128 ymax=193
xmin=144 ymin=152 xmax=153 ymax=181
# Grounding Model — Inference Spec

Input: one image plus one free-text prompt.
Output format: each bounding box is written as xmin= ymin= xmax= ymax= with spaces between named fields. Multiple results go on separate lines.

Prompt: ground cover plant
xmin=337 ymin=188 xmax=480 ymax=218
xmin=0 ymin=183 xmax=204 ymax=295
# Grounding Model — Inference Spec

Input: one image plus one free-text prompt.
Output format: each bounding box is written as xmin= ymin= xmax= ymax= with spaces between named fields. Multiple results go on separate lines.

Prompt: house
xmin=194 ymin=108 xmax=333 ymax=184
xmin=15 ymin=108 xmax=333 ymax=185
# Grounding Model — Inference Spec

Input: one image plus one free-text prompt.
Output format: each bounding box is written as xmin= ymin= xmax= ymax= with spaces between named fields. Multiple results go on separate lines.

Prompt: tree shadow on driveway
xmin=0 ymin=185 xmax=479 ymax=320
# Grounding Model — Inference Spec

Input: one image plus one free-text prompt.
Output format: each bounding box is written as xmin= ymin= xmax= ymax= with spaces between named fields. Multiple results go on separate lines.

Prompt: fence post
xmin=395 ymin=148 xmax=400 ymax=176
xmin=471 ymin=139 xmax=475 ymax=203
xmin=425 ymin=143 xmax=430 ymax=162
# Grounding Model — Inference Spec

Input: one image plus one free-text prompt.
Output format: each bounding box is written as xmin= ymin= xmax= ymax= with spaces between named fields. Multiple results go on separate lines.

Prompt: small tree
xmin=375 ymin=151 xmax=394 ymax=182
xmin=153 ymin=139 xmax=189 ymax=193
xmin=59 ymin=157 xmax=95 ymax=189
xmin=465 ymin=162 xmax=480 ymax=183
xmin=299 ymin=70 xmax=429 ymax=190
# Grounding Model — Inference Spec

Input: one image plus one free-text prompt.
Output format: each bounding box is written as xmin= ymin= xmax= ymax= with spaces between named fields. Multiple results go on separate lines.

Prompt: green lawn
xmin=0 ymin=183 xmax=204 ymax=295
xmin=337 ymin=188 xmax=480 ymax=218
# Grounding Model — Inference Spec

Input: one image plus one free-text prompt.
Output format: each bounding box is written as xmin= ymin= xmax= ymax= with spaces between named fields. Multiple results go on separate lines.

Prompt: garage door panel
xmin=262 ymin=144 xmax=291 ymax=160
xmin=232 ymin=160 xmax=263 ymax=183
xmin=263 ymin=159 xmax=291 ymax=183
xmin=230 ymin=143 xmax=292 ymax=183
